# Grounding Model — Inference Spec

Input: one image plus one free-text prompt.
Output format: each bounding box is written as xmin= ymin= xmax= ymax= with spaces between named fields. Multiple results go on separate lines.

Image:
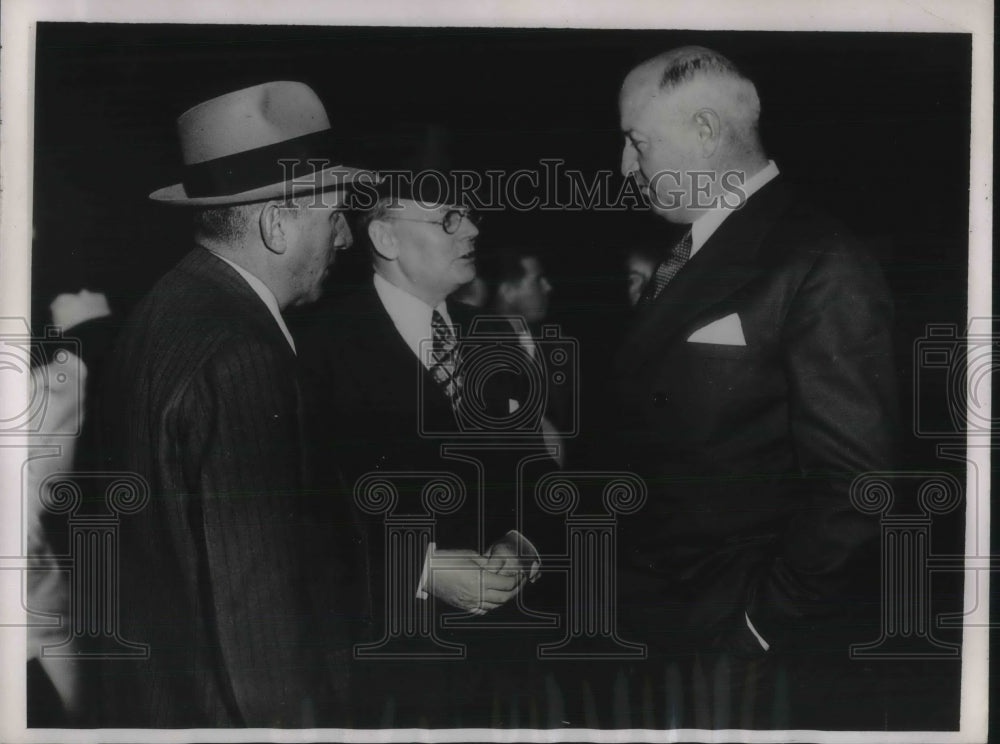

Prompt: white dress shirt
xmin=373 ymin=272 xmax=455 ymax=368
xmin=690 ymin=160 xmax=780 ymax=258
xmin=372 ymin=272 xmax=539 ymax=603
xmin=208 ymin=250 xmax=297 ymax=353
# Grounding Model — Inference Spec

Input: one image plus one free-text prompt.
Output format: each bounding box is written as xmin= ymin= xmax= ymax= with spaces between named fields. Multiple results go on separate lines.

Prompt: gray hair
xmin=193 ymin=197 xmax=316 ymax=245
xmin=192 ymin=203 xmax=260 ymax=243
xmin=358 ymin=197 xmax=395 ymax=262
xmin=647 ymin=46 xmax=763 ymax=155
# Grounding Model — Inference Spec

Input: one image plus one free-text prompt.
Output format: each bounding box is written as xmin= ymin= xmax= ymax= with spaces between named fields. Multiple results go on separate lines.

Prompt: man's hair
xmin=358 ymin=197 xmax=395 ymax=262
xmin=648 ymin=46 xmax=763 ymax=156
xmin=192 ymin=203 xmax=259 ymax=244
xmin=193 ymin=198 xmax=317 ymax=245
xmin=655 ymin=46 xmax=747 ymax=90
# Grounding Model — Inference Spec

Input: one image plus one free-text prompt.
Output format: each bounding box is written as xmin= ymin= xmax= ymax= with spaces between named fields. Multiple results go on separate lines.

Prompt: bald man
xmin=606 ymin=47 xmax=898 ymax=727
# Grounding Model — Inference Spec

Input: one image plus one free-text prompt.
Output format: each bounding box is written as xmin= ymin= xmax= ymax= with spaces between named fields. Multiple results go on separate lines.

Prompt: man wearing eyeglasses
xmin=300 ymin=174 xmax=551 ymax=726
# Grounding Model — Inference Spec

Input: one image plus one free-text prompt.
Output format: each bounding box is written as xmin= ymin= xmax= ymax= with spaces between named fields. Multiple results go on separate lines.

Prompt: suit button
xmin=652 ymin=392 xmax=669 ymax=406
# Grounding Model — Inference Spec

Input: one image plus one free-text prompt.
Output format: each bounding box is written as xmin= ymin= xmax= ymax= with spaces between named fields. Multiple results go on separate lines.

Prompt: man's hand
xmin=483 ymin=532 xmax=541 ymax=582
xmin=483 ymin=540 xmax=521 ymax=577
xmin=428 ymin=549 xmax=523 ymax=615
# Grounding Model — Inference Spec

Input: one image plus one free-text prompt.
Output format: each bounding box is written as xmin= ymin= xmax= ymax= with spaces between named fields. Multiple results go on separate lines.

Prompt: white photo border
xmin=0 ymin=0 xmax=991 ymax=742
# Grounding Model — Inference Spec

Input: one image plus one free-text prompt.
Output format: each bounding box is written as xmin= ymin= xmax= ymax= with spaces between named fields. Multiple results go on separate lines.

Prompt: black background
xmin=29 ymin=23 xmax=975 ymax=730
xmin=32 ymin=24 xmax=971 ymax=468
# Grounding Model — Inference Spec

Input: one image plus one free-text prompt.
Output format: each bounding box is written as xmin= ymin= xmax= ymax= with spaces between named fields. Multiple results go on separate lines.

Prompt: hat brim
xmin=149 ymin=164 xmax=374 ymax=207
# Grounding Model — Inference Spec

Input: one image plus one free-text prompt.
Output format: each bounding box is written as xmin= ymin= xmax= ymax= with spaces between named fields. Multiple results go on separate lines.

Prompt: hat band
xmin=182 ymin=129 xmax=337 ymax=199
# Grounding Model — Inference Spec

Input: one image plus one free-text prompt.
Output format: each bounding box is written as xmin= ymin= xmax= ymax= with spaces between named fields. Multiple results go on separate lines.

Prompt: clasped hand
xmin=428 ymin=535 xmax=540 ymax=615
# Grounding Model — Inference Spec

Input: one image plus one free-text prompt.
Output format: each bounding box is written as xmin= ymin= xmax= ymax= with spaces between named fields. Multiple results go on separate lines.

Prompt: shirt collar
xmin=690 ymin=160 xmax=780 ymax=257
xmin=206 ymin=250 xmax=296 ymax=354
xmin=372 ymin=272 xmax=453 ymax=368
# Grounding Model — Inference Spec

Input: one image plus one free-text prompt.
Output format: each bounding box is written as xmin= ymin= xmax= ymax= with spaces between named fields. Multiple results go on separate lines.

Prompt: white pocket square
xmin=687 ymin=313 xmax=746 ymax=346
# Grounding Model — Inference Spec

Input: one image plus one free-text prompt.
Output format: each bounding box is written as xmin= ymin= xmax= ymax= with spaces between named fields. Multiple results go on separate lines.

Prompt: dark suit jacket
xmin=298 ymin=281 xmax=560 ymax=726
xmin=94 ymin=248 xmax=350 ymax=727
xmin=299 ymin=283 xmax=556 ymax=597
xmin=607 ymin=177 xmax=898 ymax=655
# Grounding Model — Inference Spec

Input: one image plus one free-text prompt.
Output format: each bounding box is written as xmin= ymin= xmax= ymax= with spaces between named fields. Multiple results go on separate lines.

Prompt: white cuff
xmin=415 ymin=542 xmax=436 ymax=600
xmin=745 ymin=611 xmax=770 ymax=651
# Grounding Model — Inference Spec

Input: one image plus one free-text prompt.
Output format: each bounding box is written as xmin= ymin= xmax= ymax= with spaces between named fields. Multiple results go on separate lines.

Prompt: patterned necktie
xmin=430 ymin=309 xmax=463 ymax=408
xmin=640 ymin=228 xmax=693 ymax=306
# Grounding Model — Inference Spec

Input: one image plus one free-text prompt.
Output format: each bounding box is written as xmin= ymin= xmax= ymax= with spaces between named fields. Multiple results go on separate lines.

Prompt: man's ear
xmin=259 ymin=202 xmax=290 ymax=255
xmin=693 ymin=107 xmax=722 ymax=158
xmin=368 ymin=219 xmax=399 ymax=261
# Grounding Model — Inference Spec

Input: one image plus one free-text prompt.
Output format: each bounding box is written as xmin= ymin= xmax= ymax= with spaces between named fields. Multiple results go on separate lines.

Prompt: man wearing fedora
xmin=95 ymin=81 xmax=367 ymax=727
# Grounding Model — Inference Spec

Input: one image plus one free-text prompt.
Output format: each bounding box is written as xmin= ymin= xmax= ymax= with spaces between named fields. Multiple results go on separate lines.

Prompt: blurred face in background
xmin=498 ymin=256 xmax=552 ymax=325
xmin=626 ymin=250 xmax=657 ymax=306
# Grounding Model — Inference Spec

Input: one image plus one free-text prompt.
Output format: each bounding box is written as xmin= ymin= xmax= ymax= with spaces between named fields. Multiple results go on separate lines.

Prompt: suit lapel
xmin=615 ymin=179 xmax=792 ymax=374
xmin=350 ymin=282 xmax=455 ymax=426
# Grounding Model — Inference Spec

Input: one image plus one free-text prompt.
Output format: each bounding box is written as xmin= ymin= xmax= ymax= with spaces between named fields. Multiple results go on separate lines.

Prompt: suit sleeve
xmin=747 ymin=243 xmax=898 ymax=645
xmin=179 ymin=336 xmax=330 ymax=727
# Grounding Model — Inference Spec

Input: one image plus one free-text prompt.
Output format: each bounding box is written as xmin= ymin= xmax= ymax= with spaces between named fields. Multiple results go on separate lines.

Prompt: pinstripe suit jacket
xmin=95 ymin=248 xmax=350 ymax=727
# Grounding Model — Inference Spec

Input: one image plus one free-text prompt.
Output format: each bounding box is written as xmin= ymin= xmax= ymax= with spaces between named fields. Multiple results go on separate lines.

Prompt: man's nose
xmin=621 ymin=141 xmax=638 ymax=178
xmin=461 ymin=219 xmax=480 ymax=240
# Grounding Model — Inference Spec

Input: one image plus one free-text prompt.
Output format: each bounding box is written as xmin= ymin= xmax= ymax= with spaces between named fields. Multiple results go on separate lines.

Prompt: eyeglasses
xmin=389 ymin=209 xmax=482 ymax=235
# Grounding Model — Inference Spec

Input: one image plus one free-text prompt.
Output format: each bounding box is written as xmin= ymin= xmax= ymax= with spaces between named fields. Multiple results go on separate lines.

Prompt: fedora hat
xmin=150 ymin=81 xmax=372 ymax=206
